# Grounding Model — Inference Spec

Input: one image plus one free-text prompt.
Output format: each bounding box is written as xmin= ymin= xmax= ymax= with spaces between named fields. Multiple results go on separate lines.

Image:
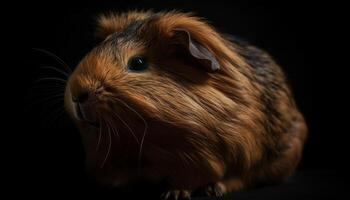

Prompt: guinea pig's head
xmin=65 ymin=11 xmax=246 ymax=175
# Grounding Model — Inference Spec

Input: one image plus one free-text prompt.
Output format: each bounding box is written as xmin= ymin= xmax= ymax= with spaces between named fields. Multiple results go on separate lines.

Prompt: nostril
xmin=72 ymin=91 xmax=89 ymax=103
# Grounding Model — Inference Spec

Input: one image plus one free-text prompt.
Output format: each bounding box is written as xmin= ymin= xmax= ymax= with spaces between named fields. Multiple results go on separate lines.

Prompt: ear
xmin=143 ymin=12 xmax=234 ymax=72
xmin=95 ymin=10 xmax=153 ymax=39
xmin=173 ymin=28 xmax=220 ymax=71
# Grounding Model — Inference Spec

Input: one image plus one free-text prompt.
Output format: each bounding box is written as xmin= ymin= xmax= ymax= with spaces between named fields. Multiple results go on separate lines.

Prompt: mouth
xmin=86 ymin=121 xmax=100 ymax=128
xmin=73 ymin=102 xmax=100 ymax=128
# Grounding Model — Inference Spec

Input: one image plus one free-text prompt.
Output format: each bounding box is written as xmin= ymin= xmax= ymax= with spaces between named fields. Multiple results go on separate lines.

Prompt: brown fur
xmin=65 ymin=10 xmax=307 ymax=198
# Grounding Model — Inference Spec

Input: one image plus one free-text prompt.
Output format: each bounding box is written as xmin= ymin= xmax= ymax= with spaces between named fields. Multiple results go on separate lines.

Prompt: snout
xmin=71 ymin=98 xmax=94 ymax=123
xmin=65 ymin=77 xmax=105 ymax=128
xmin=71 ymin=90 xmax=102 ymax=128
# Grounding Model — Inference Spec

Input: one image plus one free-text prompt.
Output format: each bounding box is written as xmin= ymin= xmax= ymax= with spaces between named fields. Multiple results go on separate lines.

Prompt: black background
xmin=6 ymin=0 xmax=347 ymax=199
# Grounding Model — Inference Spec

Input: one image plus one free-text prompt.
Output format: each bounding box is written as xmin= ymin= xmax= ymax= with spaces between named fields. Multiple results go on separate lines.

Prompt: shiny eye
xmin=127 ymin=56 xmax=148 ymax=71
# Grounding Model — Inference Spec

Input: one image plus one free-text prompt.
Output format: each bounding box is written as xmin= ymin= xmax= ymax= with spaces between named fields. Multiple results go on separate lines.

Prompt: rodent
xmin=64 ymin=10 xmax=308 ymax=199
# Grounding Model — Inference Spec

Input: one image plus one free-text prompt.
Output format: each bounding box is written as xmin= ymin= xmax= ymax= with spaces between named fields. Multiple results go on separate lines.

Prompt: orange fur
xmin=65 ymin=10 xmax=307 ymax=198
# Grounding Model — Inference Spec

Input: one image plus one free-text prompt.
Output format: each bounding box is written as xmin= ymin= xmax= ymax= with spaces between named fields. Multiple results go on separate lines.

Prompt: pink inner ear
xmin=173 ymin=28 xmax=220 ymax=72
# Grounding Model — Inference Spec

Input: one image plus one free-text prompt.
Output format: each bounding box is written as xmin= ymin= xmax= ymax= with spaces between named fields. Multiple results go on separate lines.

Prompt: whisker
xmin=26 ymin=89 xmax=64 ymax=112
xmin=41 ymin=66 xmax=70 ymax=77
xmin=111 ymin=122 xmax=120 ymax=140
xmin=30 ymin=86 xmax=65 ymax=93
xmin=41 ymin=98 xmax=64 ymax=109
xmin=37 ymin=93 xmax=64 ymax=102
xmin=29 ymin=92 xmax=65 ymax=101
xmin=106 ymin=117 xmax=120 ymax=140
xmin=100 ymin=121 xmax=112 ymax=168
xmin=112 ymin=97 xmax=148 ymax=174
xmin=96 ymin=118 xmax=103 ymax=151
xmin=32 ymin=48 xmax=72 ymax=73
xmin=29 ymin=95 xmax=60 ymax=109
xmin=32 ymin=83 xmax=66 ymax=89
xmin=110 ymin=111 xmax=139 ymax=144
xmin=27 ymin=76 xmax=65 ymax=110
xmin=35 ymin=77 xmax=67 ymax=84
xmin=30 ymin=87 xmax=65 ymax=97
xmin=29 ymin=96 xmax=64 ymax=108
xmin=27 ymin=87 xmax=64 ymax=98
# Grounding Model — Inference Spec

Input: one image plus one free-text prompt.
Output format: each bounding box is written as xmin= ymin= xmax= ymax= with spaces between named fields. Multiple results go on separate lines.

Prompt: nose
xmin=72 ymin=91 xmax=89 ymax=103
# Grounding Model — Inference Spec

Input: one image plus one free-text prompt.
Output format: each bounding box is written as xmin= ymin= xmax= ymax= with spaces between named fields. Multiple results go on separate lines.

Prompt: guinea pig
xmin=64 ymin=10 xmax=307 ymax=199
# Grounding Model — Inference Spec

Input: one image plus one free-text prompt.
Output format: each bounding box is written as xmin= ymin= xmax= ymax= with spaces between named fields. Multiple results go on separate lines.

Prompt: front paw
xmin=195 ymin=182 xmax=226 ymax=197
xmin=160 ymin=190 xmax=191 ymax=200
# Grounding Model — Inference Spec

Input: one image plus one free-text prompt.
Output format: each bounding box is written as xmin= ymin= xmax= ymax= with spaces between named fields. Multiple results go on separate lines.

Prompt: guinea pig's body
xmin=65 ymin=11 xmax=307 ymax=199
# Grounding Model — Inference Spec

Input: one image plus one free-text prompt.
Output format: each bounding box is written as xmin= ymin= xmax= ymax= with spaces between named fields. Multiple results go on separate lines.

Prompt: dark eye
xmin=127 ymin=56 xmax=148 ymax=71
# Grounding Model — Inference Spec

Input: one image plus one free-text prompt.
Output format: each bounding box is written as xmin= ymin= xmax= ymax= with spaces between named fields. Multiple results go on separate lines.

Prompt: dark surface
xmin=20 ymin=169 xmax=346 ymax=199
xmin=5 ymin=0 xmax=347 ymax=199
